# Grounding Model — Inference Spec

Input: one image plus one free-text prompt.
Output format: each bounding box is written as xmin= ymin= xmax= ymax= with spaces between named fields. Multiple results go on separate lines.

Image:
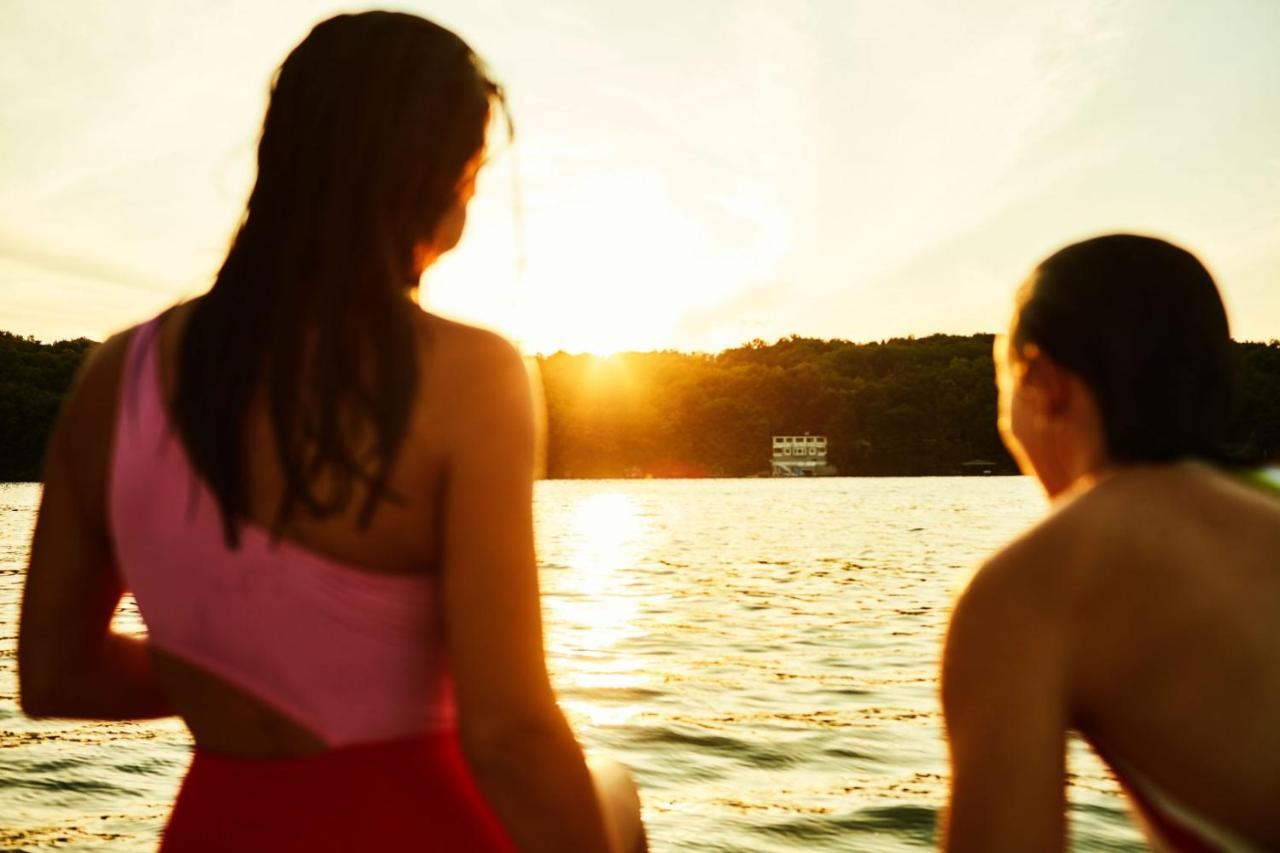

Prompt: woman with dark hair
xmin=941 ymin=234 xmax=1280 ymax=851
xmin=18 ymin=11 xmax=643 ymax=852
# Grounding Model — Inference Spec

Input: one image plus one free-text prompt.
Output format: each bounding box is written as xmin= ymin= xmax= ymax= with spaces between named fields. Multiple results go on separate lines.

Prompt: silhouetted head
xmin=995 ymin=234 xmax=1234 ymax=496
xmin=255 ymin=11 xmax=502 ymax=279
xmin=176 ymin=12 xmax=508 ymax=545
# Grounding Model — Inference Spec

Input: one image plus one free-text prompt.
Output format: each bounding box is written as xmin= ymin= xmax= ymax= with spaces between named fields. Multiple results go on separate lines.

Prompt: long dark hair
xmin=175 ymin=11 xmax=504 ymax=546
xmin=1013 ymin=234 xmax=1235 ymax=464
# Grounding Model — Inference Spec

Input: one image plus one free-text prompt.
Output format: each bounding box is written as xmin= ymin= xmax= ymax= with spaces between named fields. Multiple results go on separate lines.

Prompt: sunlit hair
xmin=1012 ymin=234 xmax=1234 ymax=464
xmin=174 ymin=11 xmax=507 ymax=546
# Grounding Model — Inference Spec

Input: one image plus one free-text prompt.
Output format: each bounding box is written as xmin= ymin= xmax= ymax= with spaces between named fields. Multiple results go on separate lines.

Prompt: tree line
xmin=539 ymin=335 xmax=1280 ymax=478
xmin=3 ymin=330 xmax=1279 ymax=481
xmin=0 ymin=332 xmax=96 ymax=481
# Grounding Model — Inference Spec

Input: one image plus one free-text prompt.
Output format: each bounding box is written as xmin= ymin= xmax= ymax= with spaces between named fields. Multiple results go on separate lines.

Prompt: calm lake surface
xmin=0 ymin=478 xmax=1144 ymax=851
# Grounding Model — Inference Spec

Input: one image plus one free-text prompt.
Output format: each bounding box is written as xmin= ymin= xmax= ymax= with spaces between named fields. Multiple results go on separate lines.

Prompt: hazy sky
xmin=2 ymin=0 xmax=1278 ymax=353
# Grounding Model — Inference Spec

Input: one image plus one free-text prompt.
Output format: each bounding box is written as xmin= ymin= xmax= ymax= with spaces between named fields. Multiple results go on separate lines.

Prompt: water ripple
xmin=0 ymin=479 xmax=1147 ymax=851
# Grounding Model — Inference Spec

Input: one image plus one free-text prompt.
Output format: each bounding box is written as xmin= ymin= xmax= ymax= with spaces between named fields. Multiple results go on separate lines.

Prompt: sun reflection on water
xmin=568 ymin=493 xmax=645 ymax=579
xmin=551 ymin=492 xmax=646 ymax=648
xmin=544 ymin=492 xmax=654 ymax=727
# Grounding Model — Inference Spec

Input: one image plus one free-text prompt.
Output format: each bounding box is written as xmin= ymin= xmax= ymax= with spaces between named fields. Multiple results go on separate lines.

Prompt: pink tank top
xmin=109 ymin=316 xmax=455 ymax=746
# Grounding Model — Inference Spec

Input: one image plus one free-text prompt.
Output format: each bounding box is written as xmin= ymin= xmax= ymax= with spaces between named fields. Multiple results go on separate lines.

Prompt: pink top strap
xmin=109 ymin=314 xmax=454 ymax=746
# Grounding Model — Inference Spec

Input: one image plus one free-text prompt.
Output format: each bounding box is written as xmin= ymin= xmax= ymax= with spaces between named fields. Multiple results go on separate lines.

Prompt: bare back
xmin=1062 ymin=463 xmax=1280 ymax=844
xmin=942 ymin=462 xmax=1280 ymax=851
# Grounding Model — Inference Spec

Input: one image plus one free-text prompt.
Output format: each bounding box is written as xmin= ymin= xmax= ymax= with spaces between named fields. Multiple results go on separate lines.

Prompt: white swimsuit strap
xmin=1115 ymin=758 xmax=1267 ymax=853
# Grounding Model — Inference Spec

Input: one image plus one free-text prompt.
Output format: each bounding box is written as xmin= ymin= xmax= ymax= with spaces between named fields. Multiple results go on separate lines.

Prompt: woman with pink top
xmin=18 ymin=11 xmax=644 ymax=851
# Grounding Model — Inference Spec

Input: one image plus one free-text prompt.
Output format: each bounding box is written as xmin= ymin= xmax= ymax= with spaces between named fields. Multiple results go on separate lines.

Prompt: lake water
xmin=0 ymin=478 xmax=1144 ymax=851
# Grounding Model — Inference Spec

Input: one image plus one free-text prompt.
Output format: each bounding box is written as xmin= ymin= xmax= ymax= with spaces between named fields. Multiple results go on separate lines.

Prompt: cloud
xmin=0 ymin=234 xmax=174 ymax=297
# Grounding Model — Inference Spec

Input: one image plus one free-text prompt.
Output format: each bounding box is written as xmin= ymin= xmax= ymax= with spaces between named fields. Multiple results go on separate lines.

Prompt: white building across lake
xmin=771 ymin=435 xmax=837 ymax=477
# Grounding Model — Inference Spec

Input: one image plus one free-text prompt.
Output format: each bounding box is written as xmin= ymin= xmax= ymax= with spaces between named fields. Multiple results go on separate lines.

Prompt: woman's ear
xmin=1019 ymin=346 xmax=1072 ymax=420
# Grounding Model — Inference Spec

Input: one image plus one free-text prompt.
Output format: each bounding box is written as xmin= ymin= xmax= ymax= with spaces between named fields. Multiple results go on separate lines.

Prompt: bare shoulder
xmin=410 ymin=310 xmax=532 ymax=425
xmin=960 ymin=463 xmax=1280 ymax=650
xmin=943 ymin=502 xmax=1080 ymax=724
xmin=43 ymin=321 xmax=158 ymax=526
xmin=1078 ymin=462 xmax=1252 ymax=514
xmin=960 ymin=494 xmax=1100 ymax=621
xmin=53 ymin=328 xmax=137 ymax=454
xmin=1072 ymin=463 xmax=1280 ymax=563
xmin=71 ymin=329 xmax=132 ymax=399
xmin=412 ymin=310 xmax=524 ymax=373
xmin=944 ymin=488 xmax=1113 ymax=689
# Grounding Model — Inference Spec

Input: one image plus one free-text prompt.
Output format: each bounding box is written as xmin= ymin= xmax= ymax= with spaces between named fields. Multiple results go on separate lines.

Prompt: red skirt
xmin=162 ymin=732 xmax=515 ymax=852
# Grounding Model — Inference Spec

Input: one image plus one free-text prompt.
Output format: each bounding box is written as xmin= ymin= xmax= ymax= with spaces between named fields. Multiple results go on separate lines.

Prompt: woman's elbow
xmin=17 ymin=658 xmax=72 ymax=718
xmin=18 ymin=679 xmax=63 ymax=717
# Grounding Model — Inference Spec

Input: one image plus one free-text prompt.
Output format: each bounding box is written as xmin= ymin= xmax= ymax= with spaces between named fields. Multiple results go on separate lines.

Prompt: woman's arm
xmin=440 ymin=332 xmax=614 ymax=852
xmin=18 ymin=331 xmax=173 ymax=719
xmin=940 ymin=545 xmax=1070 ymax=853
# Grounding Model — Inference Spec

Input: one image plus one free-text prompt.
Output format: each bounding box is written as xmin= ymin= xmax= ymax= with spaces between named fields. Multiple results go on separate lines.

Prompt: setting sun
xmin=4 ymin=3 xmax=1280 ymax=852
xmin=3 ymin=2 xmax=1278 ymax=353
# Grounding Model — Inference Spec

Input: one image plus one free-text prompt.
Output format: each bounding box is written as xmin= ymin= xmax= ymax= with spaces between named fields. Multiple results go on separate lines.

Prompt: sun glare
xmin=543 ymin=492 xmax=654 ymax=726
xmin=567 ymin=493 xmax=645 ymax=585
xmin=544 ymin=493 xmax=647 ymax=651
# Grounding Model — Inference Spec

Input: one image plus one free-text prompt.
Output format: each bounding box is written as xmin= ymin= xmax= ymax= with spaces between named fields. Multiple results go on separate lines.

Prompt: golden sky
xmin=2 ymin=0 xmax=1278 ymax=353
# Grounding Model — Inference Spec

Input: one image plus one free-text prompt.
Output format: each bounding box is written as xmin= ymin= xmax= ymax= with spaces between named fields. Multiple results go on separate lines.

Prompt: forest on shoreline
xmin=3 ymin=329 xmax=1279 ymax=481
